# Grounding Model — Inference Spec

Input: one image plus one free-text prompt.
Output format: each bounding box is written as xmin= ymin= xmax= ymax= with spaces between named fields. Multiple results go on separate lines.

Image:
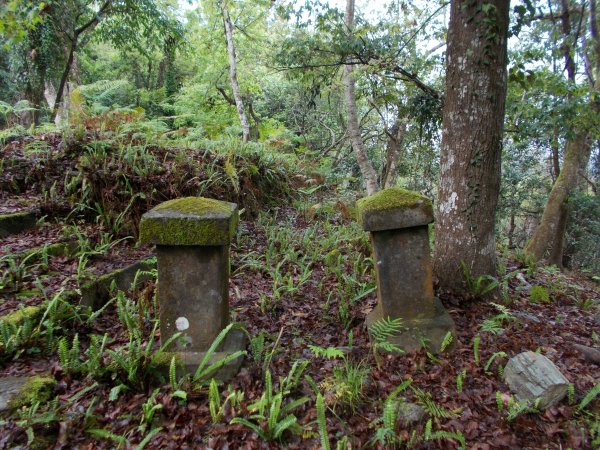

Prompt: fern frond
xmin=316 ymin=393 xmax=331 ymax=450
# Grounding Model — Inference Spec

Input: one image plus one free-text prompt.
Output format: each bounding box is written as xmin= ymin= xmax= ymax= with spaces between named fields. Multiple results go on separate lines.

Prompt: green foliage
xmin=461 ymin=261 xmax=500 ymax=297
xmin=423 ymin=418 xmax=466 ymax=449
xmin=479 ymin=303 xmax=516 ymax=335
xmin=0 ymin=290 xmax=80 ymax=361
xmin=529 ymin=285 xmax=550 ymax=303
xmin=316 ymin=392 xmax=330 ymax=450
xmin=565 ymin=194 xmax=600 ymax=273
xmin=231 ymin=368 xmax=309 ymax=441
xmin=411 ymin=386 xmax=457 ymax=419
xmin=370 ymin=379 xmax=413 ymax=447
xmin=369 ymin=316 xmax=404 ymax=366
xmin=578 ymin=383 xmax=600 ymax=412
xmin=322 ymin=359 xmax=370 ymax=412
xmin=191 ymin=323 xmax=247 ymax=386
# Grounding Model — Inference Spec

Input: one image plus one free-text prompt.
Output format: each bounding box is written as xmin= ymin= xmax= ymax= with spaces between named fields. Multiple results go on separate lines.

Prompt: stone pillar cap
xmin=356 ymin=188 xmax=433 ymax=231
xmin=140 ymin=197 xmax=239 ymax=246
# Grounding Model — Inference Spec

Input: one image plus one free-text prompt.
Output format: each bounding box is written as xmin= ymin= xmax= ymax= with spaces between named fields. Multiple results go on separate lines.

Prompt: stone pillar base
xmin=165 ymin=329 xmax=247 ymax=382
xmin=366 ymin=299 xmax=455 ymax=354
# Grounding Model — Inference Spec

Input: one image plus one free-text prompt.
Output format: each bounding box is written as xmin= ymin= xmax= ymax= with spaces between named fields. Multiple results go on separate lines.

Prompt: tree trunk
xmin=343 ymin=0 xmax=379 ymax=195
xmin=433 ymin=0 xmax=510 ymax=293
xmin=51 ymin=40 xmax=76 ymax=123
xmin=220 ymin=0 xmax=250 ymax=143
xmin=525 ymin=134 xmax=592 ymax=261
xmin=382 ymin=117 xmax=407 ymax=188
xmin=526 ymin=0 xmax=598 ymax=264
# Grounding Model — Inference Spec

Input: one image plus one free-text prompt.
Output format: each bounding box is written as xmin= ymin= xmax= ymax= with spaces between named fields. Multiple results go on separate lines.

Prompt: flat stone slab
xmin=356 ymin=188 xmax=433 ymax=232
xmin=504 ymin=351 xmax=569 ymax=409
xmin=140 ymin=197 xmax=239 ymax=246
xmin=80 ymin=258 xmax=156 ymax=310
xmin=0 ymin=212 xmax=36 ymax=238
xmin=366 ymin=298 xmax=455 ymax=353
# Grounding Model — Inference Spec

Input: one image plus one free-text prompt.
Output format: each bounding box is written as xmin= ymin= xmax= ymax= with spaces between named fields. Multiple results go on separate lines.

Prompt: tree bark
xmin=525 ymin=134 xmax=592 ymax=261
xmin=526 ymin=0 xmax=597 ymax=264
xmin=343 ymin=0 xmax=379 ymax=195
xmin=51 ymin=40 xmax=76 ymax=123
xmin=382 ymin=117 xmax=407 ymax=188
xmin=220 ymin=0 xmax=250 ymax=143
xmin=433 ymin=0 xmax=510 ymax=293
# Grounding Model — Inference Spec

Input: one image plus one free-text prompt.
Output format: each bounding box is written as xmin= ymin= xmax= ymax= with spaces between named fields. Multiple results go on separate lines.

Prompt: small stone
xmin=397 ymin=402 xmax=426 ymax=426
xmin=0 ymin=376 xmax=55 ymax=412
xmin=504 ymin=351 xmax=569 ymax=409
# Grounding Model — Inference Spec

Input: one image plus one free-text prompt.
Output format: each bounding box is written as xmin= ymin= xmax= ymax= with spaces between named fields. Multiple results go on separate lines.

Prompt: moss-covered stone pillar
xmin=140 ymin=197 xmax=245 ymax=378
xmin=357 ymin=188 xmax=455 ymax=353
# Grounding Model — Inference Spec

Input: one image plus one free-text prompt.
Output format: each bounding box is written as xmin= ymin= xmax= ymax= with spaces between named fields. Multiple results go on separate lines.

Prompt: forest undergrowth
xmin=0 ymin=126 xmax=599 ymax=449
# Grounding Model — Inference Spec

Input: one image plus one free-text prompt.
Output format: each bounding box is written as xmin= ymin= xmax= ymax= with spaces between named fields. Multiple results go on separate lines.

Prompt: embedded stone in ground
xmin=0 ymin=212 xmax=36 ymax=238
xmin=357 ymin=188 xmax=455 ymax=353
xmin=504 ymin=351 xmax=569 ymax=409
xmin=0 ymin=376 xmax=55 ymax=412
xmin=140 ymin=197 xmax=246 ymax=380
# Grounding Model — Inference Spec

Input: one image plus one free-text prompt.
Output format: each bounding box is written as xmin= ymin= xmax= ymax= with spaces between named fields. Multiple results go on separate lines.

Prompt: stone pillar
xmin=140 ymin=197 xmax=246 ymax=378
xmin=357 ymin=188 xmax=455 ymax=353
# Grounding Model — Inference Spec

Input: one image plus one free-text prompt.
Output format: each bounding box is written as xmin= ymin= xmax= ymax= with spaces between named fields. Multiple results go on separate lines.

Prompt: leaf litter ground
xmin=0 ymin=205 xmax=599 ymax=449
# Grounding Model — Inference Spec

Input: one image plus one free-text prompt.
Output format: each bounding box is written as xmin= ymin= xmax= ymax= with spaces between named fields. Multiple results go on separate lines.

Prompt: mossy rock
xmin=0 ymin=211 xmax=36 ymax=238
xmin=7 ymin=376 xmax=56 ymax=409
xmin=140 ymin=197 xmax=239 ymax=246
xmin=0 ymin=305 xmax=43 ymax=327
xmin=356 ymin=188 xmax=433 ymax=232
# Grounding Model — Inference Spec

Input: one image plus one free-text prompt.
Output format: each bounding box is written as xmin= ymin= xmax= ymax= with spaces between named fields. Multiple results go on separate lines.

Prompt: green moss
xmin=140 ymin=197 xmax=238 ymax=246
xmin=356 ymin=188 xmax=431 ymax=214
xmin=0 ymin=305 xmax=42 ymax=326
xmin=150 ymin=351 xmax=182 ymax=369
xmin=530 ymin=285 xmax=550 ymax=303
xmin=154 ymin=197 xmax=233 ymax=215
xmin=9 ymin=376 xmax=56 ymax=408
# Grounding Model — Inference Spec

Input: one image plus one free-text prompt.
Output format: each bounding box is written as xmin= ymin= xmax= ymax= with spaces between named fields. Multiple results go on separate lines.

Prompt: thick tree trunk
xmin=220 ymin=0 xmax=250 ymax=143
xmin=343 ymin=0 xmax=379 ymax=195
xmin=526 ymin=134 xmax=592 ymax=261
xmin=433 ymin=0 xmax=510 ymax=293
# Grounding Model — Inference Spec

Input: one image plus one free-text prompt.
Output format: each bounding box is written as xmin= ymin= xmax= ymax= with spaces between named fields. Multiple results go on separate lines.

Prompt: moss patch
xmin=150 ymin=351 xmax=182 ymax=369
xmin=0 ymin=305 xmax=42 ymax=326
xmin=8 ymin=376 xmax=55 ymax=408
xmin=154 ymin=197 xmax=233 ymax=216
xmin=140 ymin=197 xmax=238 ymax=246
xmin=356 ymin=188 xmax=431 ymax=215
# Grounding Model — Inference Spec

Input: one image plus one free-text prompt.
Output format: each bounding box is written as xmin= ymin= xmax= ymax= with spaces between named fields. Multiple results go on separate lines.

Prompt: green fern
xmin=568 ymin=384 xmax=575 ymax=405
xmin=370 ymin=316 xmax=403 ymax=343
xmin=496 ymin=391 xmax=504 ymax=412
xmin=412 ymin=387 xmax=457 ymax=419
xmin=424 ymin=418 xmax=466 ymax=449
xmin=578 ymin=383 xmax=600 ymax=412
xmin=473 ymin=334 xmax=481 ymax=366
xmin=484 ymin=351 xmax=507 ymax=373
xmin=456 ymin=369 xmax=466 ymax=394
xmin=316 ymin=393 xmax=331 ymax=450
xmin=309 ymin=345 xmax=345 ymax=360
xmin=440 ymin=331 xmax=453 ymax=352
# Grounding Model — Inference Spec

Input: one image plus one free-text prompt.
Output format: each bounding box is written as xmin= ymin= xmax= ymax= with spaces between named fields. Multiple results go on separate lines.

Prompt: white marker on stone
xmin=175 ymin=317 xmax=189 ymax=331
